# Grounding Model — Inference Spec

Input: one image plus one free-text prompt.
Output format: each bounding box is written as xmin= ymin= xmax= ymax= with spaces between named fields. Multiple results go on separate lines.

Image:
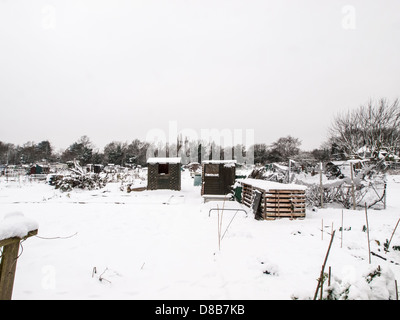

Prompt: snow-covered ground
xmin=1 ymin=172 xmax=400 ymax=300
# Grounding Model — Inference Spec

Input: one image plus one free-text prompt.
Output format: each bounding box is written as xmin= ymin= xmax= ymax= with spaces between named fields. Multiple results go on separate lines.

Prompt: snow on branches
xmin=49 ymin=160 xmax=106 ymax=192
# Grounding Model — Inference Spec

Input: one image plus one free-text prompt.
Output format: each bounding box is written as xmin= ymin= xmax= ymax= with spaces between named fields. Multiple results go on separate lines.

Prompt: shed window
xmin=205 ymin=164 xmax=219 ymax=176
xmin=158 ymin=164 xmax=169 ymax=175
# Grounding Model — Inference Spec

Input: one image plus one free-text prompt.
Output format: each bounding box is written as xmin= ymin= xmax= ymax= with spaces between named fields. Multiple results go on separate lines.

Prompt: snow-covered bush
xmin=296 ymin=163 xmax=387 ymax=209
xmin=292 ymin=265 xmax=397 ymax=300
xmin=49 ymin=160 xmax=107 ymax=192
xmin=54 ymin=174 xmax=106 ymax=192
xmin=323 ymin=265 xmax=396 ymax=300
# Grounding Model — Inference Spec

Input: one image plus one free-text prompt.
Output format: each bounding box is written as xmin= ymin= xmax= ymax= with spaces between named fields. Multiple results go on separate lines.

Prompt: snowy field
xmin=1 ymin=171 xmax=400 ymax=300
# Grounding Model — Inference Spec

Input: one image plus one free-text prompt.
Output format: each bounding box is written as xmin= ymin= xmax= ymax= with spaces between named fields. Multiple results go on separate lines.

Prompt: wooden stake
xmin=220 ymin=202 xmax=224 ymax=246
xmin=365 ymin=203 xmax=371 ymax=264
xmin=321 ymin=219 xmax=323 ymax=241
xmin=350 ymin=162 xmax=356 ymax=210
xmin=0 ymin=229 xmax=37 ymax=300
xmin=220 ymin=210 xmax=223 ymax=248
xmin=341 ymin=210 xmax=344 ymax=248
xmin=314 ymin=230 xmax=336 ymax=300
xmin=328 ymin=266 xmax=331 ymax=287
xmin=387 ymin=218 xmax=400 ymax=253
xmin=319 ymin=162 xmax=324 ymax=208
xmin=0 ymin=241 xmax=20 ymax=300
xmin=217 ymin=205 xmax=221 ymax=251
xmin=384 ymin=183 xmax=387 ymax=210
xmin=395 ymin=280 xmax=398 ymax=300
xmin=320 ymin=278 xmax=324 ymax=300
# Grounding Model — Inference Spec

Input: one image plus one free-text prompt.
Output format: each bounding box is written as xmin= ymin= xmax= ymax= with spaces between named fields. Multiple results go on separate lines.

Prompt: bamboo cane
xmin=365 ymin=203 xmax=371 ymax=264
xmin=217 ymin=205 xmax=220 ymax=251
xmin=320 ymin=162 xmax=324 ymax=208
xmin=387 ymin=218 xmax=400 ymax=253
xmin=221 ymin=210 xmax=239 ymax=241
xmin=321 ymin=219 xmax=323 ymax=241
xmin=313 ymin=230 xmax=336 ymax=300
xmin=341 ymin=210 xmax=344 ymax=248
xmin=328 ymin=266 xmax=331 ymax=287
xmin=350 ymin=162 xmax=356 ymax=210
xmin=384 ymin=183 xmax=387 ymax=210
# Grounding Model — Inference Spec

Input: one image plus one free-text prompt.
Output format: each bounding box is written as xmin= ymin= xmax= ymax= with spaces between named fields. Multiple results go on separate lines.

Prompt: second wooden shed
xmin=201 ymin=160 xmax=236 ymax=196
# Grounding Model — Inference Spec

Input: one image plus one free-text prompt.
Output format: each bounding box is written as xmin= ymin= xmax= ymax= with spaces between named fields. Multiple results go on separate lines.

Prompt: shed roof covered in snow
xmin=202 ymin=160 xmax=237 ymax=168
xmin=202 ymin=160 xmax=237 ymax=164
xmin=147 ymin=157 xmax=181 ymax=164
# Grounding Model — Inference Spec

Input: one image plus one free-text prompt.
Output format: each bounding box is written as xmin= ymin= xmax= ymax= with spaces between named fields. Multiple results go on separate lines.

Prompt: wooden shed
xmin=147 ymin=157 xmax=181 ymax=191
xmin=238 ymin=178 xmax=307 ymax=219
xmin=201 ymin=160 xmax=236 ymax=196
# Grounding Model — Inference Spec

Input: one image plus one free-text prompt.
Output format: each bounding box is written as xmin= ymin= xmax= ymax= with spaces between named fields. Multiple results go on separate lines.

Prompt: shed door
xmin=203 ymin=164 xmax=223 ymax=195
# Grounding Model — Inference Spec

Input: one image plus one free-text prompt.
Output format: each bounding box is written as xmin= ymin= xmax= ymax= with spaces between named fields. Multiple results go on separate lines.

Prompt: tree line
xmin=0 ymin=137 xmax=150 ymax=167
xmin=1 ymin=98 xmax=398 ymax=167
xmin=0 ymin=134 xmax=328 ymax=167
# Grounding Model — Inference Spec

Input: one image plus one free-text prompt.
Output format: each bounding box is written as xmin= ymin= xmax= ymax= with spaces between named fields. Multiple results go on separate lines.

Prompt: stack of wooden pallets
xmin=238 ymin=178 xmax=307 ymax=219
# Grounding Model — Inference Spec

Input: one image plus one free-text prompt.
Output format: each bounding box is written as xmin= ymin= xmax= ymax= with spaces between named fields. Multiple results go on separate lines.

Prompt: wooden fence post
xmin=364 ymin=203 xmax=371 ymax=264
xmin=384 ymin=182 xmax=387 ymax=210
xmin=0 ymin=241 xmax=21 ymax=300
xmin=350 ymin=162 xmax=356 ymax=210
xmin=0 ymin=229 xmax=37 ymax=300
xmin=319 ymin=162 xmax=324 ymax=208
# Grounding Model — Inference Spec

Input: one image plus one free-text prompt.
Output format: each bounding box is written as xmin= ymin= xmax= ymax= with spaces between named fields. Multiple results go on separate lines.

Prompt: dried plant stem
xmin=221 ymin=210 xmax=239 ymax=240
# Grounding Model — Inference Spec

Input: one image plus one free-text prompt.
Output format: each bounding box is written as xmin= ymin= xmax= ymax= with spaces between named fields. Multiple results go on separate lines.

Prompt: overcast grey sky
xmin=1 ymin=0 xmax=399 ymax=152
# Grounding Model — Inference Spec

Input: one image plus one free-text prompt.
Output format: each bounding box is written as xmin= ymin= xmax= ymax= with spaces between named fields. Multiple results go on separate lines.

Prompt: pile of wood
xmin=239 ymin=178 xmax=306 ymax=219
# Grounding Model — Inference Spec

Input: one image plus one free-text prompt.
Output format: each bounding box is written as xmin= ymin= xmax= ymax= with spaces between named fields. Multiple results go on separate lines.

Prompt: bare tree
xmin=126 ymin=139 xmax=150 ymax=166
xmin=61 ymin=135 xmax=94 ymax=165
xmin=329 ymin=98 xmax=400 ymax=159
xmin=270 ymin=136 xmax=301 ymax=162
